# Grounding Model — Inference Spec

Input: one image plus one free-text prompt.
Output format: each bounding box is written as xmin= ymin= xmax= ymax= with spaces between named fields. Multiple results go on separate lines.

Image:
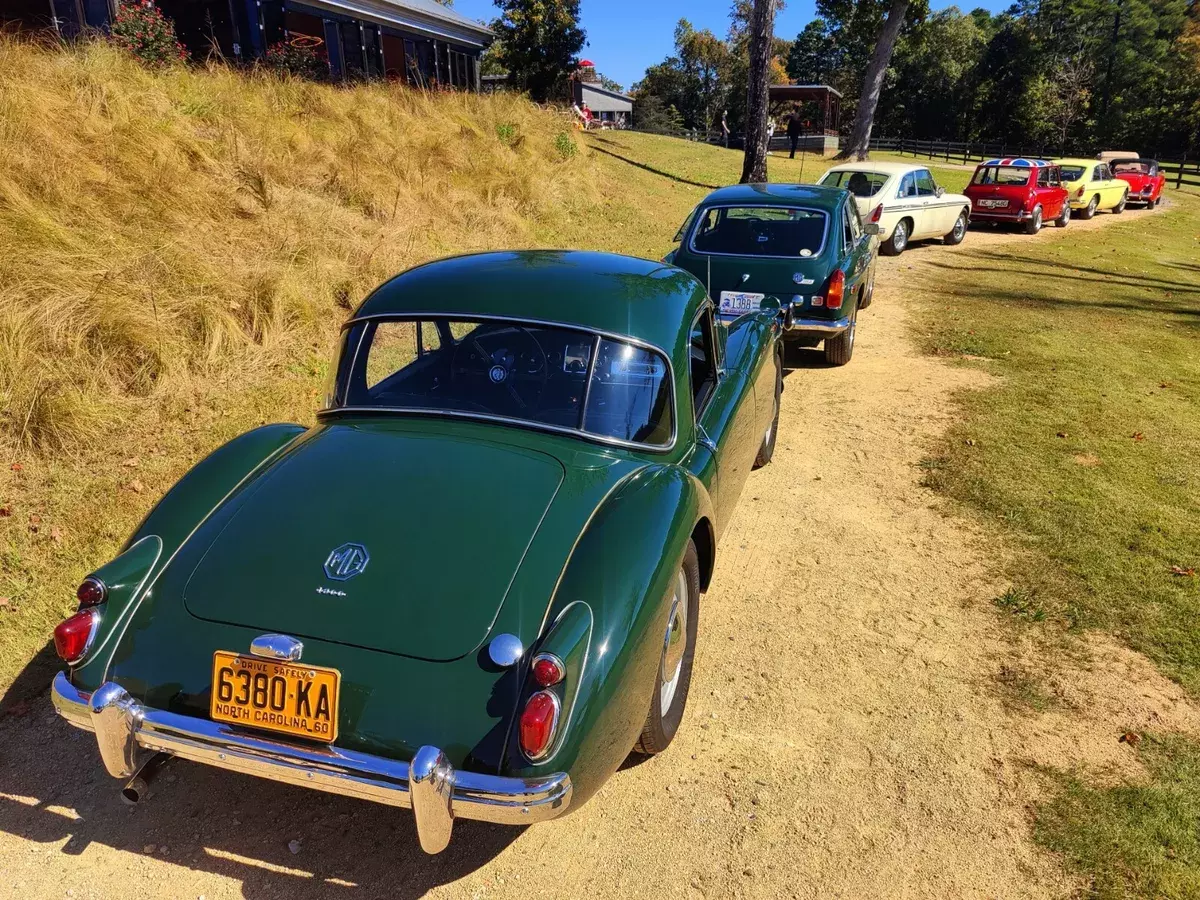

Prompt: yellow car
xmin=1055 ymin=158 xmax=1130 ymax=219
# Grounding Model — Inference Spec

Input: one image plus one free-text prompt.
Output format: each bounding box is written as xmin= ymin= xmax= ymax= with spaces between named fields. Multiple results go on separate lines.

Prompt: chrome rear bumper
xmin=787 ymin=314 xmax=852 ymax=335
xmin=51 ymin=673 xmax=571 ymax=853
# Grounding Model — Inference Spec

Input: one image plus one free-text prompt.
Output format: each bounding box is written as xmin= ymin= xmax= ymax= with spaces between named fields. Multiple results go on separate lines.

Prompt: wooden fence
xmin=869 ymin=137 xmax=1200 ymax=188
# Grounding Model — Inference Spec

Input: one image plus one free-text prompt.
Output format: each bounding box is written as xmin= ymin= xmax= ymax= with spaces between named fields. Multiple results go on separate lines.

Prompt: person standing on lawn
xmin=786 ymin=108 xmax=802 ymax=159
xmin=721 ymin=110 xmax=730 ymax=148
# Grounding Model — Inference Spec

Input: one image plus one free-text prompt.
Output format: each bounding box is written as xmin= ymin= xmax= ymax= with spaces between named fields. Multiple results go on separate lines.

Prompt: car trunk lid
xmin=182 ymin=422 xmax=565 ymax=661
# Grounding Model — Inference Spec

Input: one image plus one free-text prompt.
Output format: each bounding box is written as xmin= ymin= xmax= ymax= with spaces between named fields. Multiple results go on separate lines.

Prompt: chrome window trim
xmin=323 ymin=312 xmax=678 ymax=453
xmin=686 ymin=203 xmax=830 ymax=260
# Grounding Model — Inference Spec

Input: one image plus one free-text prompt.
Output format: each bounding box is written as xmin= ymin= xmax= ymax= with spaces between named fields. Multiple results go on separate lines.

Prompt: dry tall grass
xmin=0 ymin=37 xmax=617 ymax=694
xmin=0 ymin=37 xmax=593 ymax=453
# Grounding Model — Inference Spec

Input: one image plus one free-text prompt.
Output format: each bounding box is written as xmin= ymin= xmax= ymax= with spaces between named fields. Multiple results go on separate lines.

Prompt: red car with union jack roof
xmin=964 ymin=158 xmax=1070 ymax=234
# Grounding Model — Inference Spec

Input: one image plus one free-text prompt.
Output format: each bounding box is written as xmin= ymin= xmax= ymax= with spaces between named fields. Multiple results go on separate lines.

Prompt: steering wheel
xmin=450 ymin=326 xmax=550 ymax=410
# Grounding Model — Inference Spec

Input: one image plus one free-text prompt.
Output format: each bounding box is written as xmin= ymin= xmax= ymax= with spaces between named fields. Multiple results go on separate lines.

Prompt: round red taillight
xmin=531 ymin=653 xmax=565 ymax=687
xmin=53 ymin=608 xmax=99 ymax=663
xmin=519 ymin=690 xmax=560 ymax=761
xmin=76 ymin=577 xmax=107 ymax=608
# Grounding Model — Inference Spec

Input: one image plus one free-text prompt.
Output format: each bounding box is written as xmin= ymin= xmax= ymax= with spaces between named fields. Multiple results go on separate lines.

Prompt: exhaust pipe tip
xmin=121 ymin=777 xmax=148 ymax=805
xmin=120 ymin=751 xmax=170 ymax=805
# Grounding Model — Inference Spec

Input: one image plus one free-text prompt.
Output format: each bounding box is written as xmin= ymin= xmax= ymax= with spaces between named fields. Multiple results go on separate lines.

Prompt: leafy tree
xmin=632 ymin=19 xmax=733 ymax=132
xmin=492 ymin=0 xmax=586 ymax=102
xmin=599 ymin=73 xmax=624 ymax=93
xmin=786 ymin=19 xmax=837 ymax=83
xmin=835 ymin=0 xmax=914 ymax=159
xmin=481 ymin=28 xmax=507 ymax=76
xmin=634 ymin=95 xmax=685 ymax=133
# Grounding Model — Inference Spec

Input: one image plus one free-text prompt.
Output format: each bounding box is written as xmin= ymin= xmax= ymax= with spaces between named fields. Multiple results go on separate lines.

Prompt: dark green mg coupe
xmin=50 ymin=250 xmax=783 ymax=854
xmin=665 ymin=183 xmax=879 ymax=366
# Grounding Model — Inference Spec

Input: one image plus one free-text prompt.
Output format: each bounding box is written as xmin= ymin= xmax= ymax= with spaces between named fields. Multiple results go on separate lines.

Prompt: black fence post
xmin=1177 ymin=152 xmax=1186 ymax=189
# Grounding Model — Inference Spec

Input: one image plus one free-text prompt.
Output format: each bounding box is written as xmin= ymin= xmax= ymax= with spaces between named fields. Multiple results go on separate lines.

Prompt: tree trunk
xmin=739 ymin=0 xmax=776 ymax=183
xmin=834 ymin=0 xmax=910 ymax=161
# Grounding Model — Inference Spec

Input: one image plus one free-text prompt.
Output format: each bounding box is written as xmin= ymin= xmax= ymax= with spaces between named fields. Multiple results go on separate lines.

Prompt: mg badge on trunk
xmin=324 ymin=542 xmax=369 ymax=581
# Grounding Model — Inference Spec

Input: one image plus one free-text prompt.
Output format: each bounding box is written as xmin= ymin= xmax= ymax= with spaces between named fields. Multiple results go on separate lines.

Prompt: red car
xmin=964 ymin=158 xmax=1070 ymax=234
xmin=1110 ymin=158 xmax=1165 ymax=207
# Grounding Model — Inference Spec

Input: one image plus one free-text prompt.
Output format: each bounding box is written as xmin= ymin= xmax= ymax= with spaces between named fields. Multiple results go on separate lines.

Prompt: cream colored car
xmin=818 ymin=162 xmax=971 ymax=256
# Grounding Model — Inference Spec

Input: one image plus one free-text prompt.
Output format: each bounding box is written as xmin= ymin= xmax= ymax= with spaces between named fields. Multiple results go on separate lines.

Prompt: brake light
xmin=54 ymin=608 xmax=99 ymax=663
xmin=519 ymin=690 xmax=561 ymax=761
xmin=825 ymin=269 xmax=846 ymax=310
xmin=531 ymin=653 xmax=565 ymax=687
xmin=76 ymin=576 xmax=106 ymax=608
xmin=869 ymin=204 xmax=882 ymax=223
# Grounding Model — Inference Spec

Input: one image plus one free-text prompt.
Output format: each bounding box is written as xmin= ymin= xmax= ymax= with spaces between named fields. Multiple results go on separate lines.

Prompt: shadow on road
xmin=0 ymin=660 xmax=521 ymax=898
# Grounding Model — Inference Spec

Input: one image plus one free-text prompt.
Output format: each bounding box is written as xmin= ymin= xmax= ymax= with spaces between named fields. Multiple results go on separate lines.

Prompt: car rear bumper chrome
xmin=51 ymin=673 xmax=571 ymax=853
xmin=970 ymin=208 xmax=1030 ymax=220
xmin=787 ymin=315 xmax=851 ymax=335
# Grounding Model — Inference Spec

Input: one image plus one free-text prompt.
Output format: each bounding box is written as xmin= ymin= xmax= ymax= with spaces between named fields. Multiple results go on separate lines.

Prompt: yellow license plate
xmin=211 ymin=651 xmax=340 ymax=742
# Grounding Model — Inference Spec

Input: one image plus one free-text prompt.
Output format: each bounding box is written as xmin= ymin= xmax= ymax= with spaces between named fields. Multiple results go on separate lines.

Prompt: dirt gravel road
xmin=1 ymin=208 xmax=1189 ymax=899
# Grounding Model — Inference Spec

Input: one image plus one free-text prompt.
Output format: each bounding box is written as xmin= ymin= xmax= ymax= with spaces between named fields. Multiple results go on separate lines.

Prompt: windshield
xmin=819 ymin=170 xmax=887 ymax=197
xmin=690 ymin=205 xmax=827 ymax=258
xmin=325 ymin=317 xmax=674 ymax=448
xmin=1112 ymin=161 xmax=1151 ymax=174
xmin=1059 ymin=166 xmax=1087 ymax=181
xmin=971 ymin=166 xmax=1032 ymax=186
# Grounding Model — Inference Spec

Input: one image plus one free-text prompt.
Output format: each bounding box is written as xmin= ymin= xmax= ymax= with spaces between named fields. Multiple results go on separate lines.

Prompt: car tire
xmin=859 ymin=273 xmax=876 ymax=309
xmin=1080 ymin=195 xmax=1098 ymax=220
xmin=823 ymin=306 xmax=857 ymax=366
xmin=753 ymin=350 xmax=782 ymax=469
xmin=1113 ymin=193 xmax=1127 ymax=214
xmin=943 ymin=210 xmax=968 ymax=245
xmin=1054 ymin=203 xmax=1070 ymax=228
xmin=635 ymin=539 xmax=701 ymax=756
xmin=881 ymin=219 xmax=908 ymax=256
xmin=1023 ymin=206 xmax=1043 ymax=235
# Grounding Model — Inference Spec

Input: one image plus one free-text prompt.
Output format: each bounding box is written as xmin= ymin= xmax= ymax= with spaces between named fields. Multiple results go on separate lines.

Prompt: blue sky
xmin=451 ymin=0 xmax=1012 ymax=91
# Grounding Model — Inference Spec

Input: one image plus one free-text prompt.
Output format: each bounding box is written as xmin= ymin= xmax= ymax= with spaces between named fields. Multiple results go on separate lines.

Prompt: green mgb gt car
xmin=666 ymin=183 xmax=879 ymax=366
xmin=50 ymin=250 xmax=784 ymax=854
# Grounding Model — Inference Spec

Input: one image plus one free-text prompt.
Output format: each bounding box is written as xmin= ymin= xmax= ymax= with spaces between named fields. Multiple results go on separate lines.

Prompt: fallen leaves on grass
xmin=10 ymin=463 xmax=22 ymax=472
xmin=126 ymin=480 xmax=145 ymax=494
xmin=121 ymin=457 xmax=140 ymax=468
xmin=1118 ymin=731 xmax=1142 ymax=746
xmin=1132 ymin=432 xmax=1145 ymax=441
xmin=0 ymin=505 xmax=10 ymax=517
xmin=1073 ymin=453 xmax=1102 ymax=467
xmin=1169 ymin=565 xmax=1196 ymax=577
xmin=1056 ymin=432 xmax=1069 ymax=438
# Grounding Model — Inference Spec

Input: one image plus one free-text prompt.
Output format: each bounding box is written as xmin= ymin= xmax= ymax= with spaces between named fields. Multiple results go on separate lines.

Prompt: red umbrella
xmin=578 ymin=59 xmax=595 ymax=67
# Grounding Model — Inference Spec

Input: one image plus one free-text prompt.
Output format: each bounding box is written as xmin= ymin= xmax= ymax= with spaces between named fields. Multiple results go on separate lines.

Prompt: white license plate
xmin=719 ymin=291 xmax=764 ymax=316
xmin=978 ymin=199 xmax=1009 ymax=208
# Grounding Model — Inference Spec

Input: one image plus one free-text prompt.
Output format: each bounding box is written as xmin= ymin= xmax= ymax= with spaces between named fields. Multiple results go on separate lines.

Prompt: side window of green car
xmin=674 ymin=206 xmax=699 ymax=242
xmin=689 ymin=309 xmax=719 ymax=415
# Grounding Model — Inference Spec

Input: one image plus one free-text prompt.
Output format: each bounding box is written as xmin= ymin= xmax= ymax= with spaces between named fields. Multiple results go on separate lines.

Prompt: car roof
xmin=698 ymin=182 xmax=846 ymax=209
xmin=1054 ymin=158 xmax=1101 ymax=166
xmin=979 ymin=158 xmax=1055 ymax=167
xmin=822 ymin=161 xmax=925 ymax=175
xmin=353 ymin=250 xmax=708 ymax=357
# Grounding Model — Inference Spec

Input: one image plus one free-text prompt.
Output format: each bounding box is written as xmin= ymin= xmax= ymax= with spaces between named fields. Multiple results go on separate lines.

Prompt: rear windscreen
xmin=1059 ymin=166 xmax=1086 ymax=180
xmin=971 ymin=166 xmax=1033 ymax=186
xmin=690 ymin=206 xmax=827 ymax=258
xmin=819 ymin=170 xmax=887 ymax=197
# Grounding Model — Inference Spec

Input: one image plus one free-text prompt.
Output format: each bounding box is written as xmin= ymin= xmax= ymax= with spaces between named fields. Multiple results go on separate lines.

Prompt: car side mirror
xmin=935 ymin=186 xmax=945 ymax=197
xmin=864 ymin=223 xmax=882 ymax=236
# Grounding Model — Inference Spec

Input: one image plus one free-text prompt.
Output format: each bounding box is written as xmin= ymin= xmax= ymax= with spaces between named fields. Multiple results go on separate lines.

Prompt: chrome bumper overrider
xmin=788 ymin=315 xmax=852 ymax=334
xmin=51 ymin=673 xmax=571 ymax=853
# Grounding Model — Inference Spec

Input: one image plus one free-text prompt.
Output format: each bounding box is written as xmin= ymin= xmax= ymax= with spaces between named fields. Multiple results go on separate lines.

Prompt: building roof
xmin=580 ymin=83 xmax=633 ymax=112
xmin=302 ymin=0 xmax=493 ymax=46
xmin=355 ymin=251 xmax=707 ymax=358
xmin=697 ymin=183 xmax=847 ymax=209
